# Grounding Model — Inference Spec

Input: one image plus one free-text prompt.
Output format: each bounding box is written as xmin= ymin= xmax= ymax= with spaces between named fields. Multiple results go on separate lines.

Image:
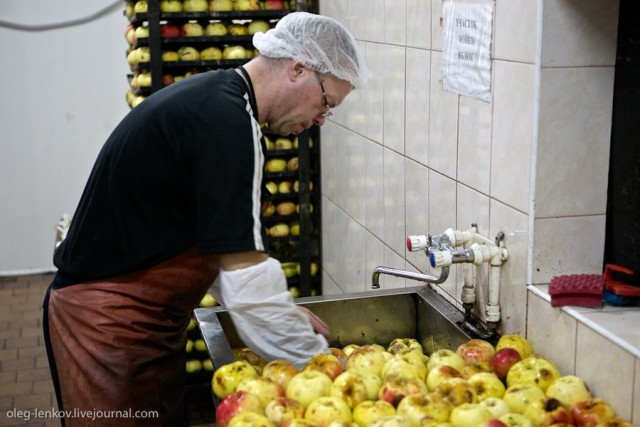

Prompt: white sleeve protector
xmin=212 ymin=257 xmax=329 ymax=368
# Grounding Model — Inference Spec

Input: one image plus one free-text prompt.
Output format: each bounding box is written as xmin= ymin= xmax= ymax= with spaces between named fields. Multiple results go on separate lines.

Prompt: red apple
xmin=215 ymin=390 xmax=264 ymax=427
xmin=303 ymin=353 xmax=344 ymax=381
xmin=490 ymin=348 xmax=522 ymax=381
xmin=456 ymin=339 xmax=496 ymax=365
xmin=570 ymin=398 xmax=617 ymax=427
xmin=264 ymin=0 xmax=285 ymax=10
xmin=160 ymin=24 xmax=181 ymax=37
xmin=162 ymin=74 xmax=174 ymax=87
xmin=378 ymin=376 xmax=428 ymax=407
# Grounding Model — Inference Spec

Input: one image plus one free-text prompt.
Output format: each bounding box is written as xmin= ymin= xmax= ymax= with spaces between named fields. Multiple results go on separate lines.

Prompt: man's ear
xmin=288 ymin=61 xmax=307 ymax=82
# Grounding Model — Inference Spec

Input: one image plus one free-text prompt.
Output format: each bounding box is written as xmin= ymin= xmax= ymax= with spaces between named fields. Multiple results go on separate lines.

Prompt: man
xmin=43 ymin=11 xmax=366 ymax=427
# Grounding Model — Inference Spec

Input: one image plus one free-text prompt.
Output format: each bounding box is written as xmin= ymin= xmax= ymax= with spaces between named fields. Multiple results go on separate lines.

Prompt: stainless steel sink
xmin=194 ymin=285 xmax=473 ymax=371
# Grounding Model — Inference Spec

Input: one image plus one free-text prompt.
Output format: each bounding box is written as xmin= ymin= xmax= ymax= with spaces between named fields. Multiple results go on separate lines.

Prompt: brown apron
xmin=45 ymin=248 xmax=219 ymax=427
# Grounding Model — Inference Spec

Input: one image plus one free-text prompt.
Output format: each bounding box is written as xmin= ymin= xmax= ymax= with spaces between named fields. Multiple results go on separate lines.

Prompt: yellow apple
xmin=186 ymin=359 xmax=203 ymax=373
xmin=212 ymin=360 xmax=259 ymax=399
xmin=268 ymin=223 xmax=289 ymax=237
xmin=495 ymin=334 xmax=533 ymax=359
xmin=178 ymin=46 xmax=200 ymax=61
xmin=427 ymin=348 xmax=466 ymax=373
xmin=248 ymin=20 xmax=271 ymax=35
xmin=134 ymin=0 xmax=148 ymax=13
xmin=200 ymin=46 xmax=223 ymax=60
xmin=209 ymin=0 xmax=233 ymax=11
xmin=265 ymin=181 xmax=278 ymax=195
xmin=289 ymin=221 xmax=300 ymax=236
xmin=265 ymin=158 xmax=287 ymax=173
xmin=545 ymin=375 xmax=592 ymax=408
xmin=285 ymin=370 xmax=333 ymax=409
xmin=134 ymin=25 xmax=149 ymax=39
xmin=352 ymin=400 xmax=396 ymax=427
xmin=287 ymin=157 xmax=299 ymax=171
xmin=506 ymin=355 xmax=561 ymax=392
xmin=396 ymin=392 xmax=453 ymax=424
xmin=228 ymin=24 xmax=249 ymax=35
xmin=329 ymin=371 xmax=368 ymax=409
xmin=162 ymin=50 xmax=180 ymax=62
xmin=449 ymin=402 xmax=494 ymax=427
xmin=137 ymin=72 xmax=152 ymax=87
xmin=478 ymin=396 xmax=512 ymax=419
xmin=276 ymin=201 xmax=297 ymax=216
xmin=499 ymin=412 xmax=534 ymax=427
xmin=467 ymin=372 xmax=506 ymax=401
xmin=206 ymin=22 xmax=228 ymax=36
xmin=181 ymin=22 xmax=204 ymax=36
xmin=222 ymin=45 xmax=248 ymax=60
xmin=502 ymin=384 xmax=546 ymax=414
xmin=199 ymin=292 xmax=217 ymax=307
xmin=183 ymin=0 xmax=208 ymax=12
xmin=159 ymin=0 xmax=182 ymax=12
xmin=275 ymin=137 xmax=294 ymax=150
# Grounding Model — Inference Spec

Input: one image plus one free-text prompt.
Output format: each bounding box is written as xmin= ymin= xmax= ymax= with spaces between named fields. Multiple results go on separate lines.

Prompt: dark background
xmin=604 ymin=0 xmax=640 ymax=283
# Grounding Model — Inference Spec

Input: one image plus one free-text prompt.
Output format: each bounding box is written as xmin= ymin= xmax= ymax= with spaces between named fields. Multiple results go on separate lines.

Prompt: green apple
xmin=181 ymin=22 xmax=204 ymax=37
xmin=268 ymin=223 xmax=289 ymax=237
xmin=387 ymin=338 xmax=423 ymax=355
xmin=346 ymin=345 xmax=388 ymax=377
xmin=498 ymin=412 xmax=534 ymax=427
xmin=381 ymin=354 xmax=427 ymax=382
xmin=368 ymin=415 xmax=412 ymax=427
xmin=186 ymin=359 xmax=203 ymax=373
xmin=185 ymin=339 xmax=194 ymax=353
xmin=265 ymin=181 xmax=278 ymax=195
xmin=194 ymin=338 xmax=207 ymax=352
xmin=137 ymin=71 xmax=152 ymax=87
xmin=289 ymin=221 xmax=299 ymax=236
xmin=236 ymin=377 xmax=285 ymax=407
xmin=199 ymin=292 xmax=217 ymax=307
xmin=134 ymin=25 xmax=149 ymax=39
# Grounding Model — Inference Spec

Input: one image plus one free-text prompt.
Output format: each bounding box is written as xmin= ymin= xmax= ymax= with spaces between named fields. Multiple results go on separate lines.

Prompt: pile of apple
xmin=127 ymin=0 xmax=291 ymax=15
xmin=210 ymin=335 xmax=632 ymax=427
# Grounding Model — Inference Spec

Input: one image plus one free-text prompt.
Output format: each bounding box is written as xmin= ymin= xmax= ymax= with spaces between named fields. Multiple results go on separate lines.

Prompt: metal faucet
xmin=371 ymin=265 xmax=450 ymax=289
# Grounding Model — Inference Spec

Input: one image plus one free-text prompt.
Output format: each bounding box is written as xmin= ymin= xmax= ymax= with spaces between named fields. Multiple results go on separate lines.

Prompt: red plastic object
xmin=604 ymin=264 xmax=640 ymax=297
xmin=548 ymin=274 xmax=604 ymax=308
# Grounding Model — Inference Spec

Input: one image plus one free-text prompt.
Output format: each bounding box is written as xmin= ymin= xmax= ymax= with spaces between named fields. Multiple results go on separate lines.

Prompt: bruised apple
xmin=545 ymin=375 xmax=592 ymax=408
xmin=456 ymin=339 xmax=496 ymax=365
xmin=426 ymin=348 xmax=466 ymax=373
xmin=262 ymin=359 xmax=299 ymax=390
xmin=303 ymin=353 xmax=344 ymax=381
xmin=329 ymin=370 xmax=368 ymax=409
xmin=304 ymin=396 xmax=352 ymax=426
xmin=213 ymin=360 xmax=259 ymax=399
xmin=387 ymin=338 xmax=423 ymax=355
xmin=468 ymin=372 xmax=506 ymax=401
xmin=350 ymin=368 xmax=383 ymax=401
xmin=570 ymin=398 xmax=617 ymax=427
xmin=435 ymin=377 xmax=478 ymax=407
xmin=378 ymin=376 xmax=428 ymax=407
xmin=381 ymin=354 xmax=427 ymax=382
xmin=236 ymin=377 xmax=285 ymax=407
xmin=264 ymin=397 xmax=305 ymax=426
xmin=215 ymin=390 xmax=264 ymax=427
xmin=522 ymin=397 xmax=574 ymax=426
xmin=426 ymin=364 xmax=463 ymax=391
xmin=502 ymin=384 xmax=546 ymax=414
xmin=506 ymin=355 xmax=561 ymax=392
xmin=396 ymin=391 xmax=453 ymax=424
xmin=346 ymin=345 xmax=388 ymax=377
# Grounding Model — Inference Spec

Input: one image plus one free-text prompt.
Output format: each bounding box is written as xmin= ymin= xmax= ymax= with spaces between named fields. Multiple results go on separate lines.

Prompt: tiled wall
xmin=317 ymin=0 xmax=638 ymax=425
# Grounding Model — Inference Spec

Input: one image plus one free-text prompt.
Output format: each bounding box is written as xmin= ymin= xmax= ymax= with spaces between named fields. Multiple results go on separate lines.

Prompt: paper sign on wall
xmin=442 ymin=1 xmax=494 ymax=102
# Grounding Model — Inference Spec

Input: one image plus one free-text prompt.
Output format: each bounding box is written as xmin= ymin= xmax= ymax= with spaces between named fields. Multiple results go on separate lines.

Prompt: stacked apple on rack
xmin=209 ymin=334 xmax=632 ymax=427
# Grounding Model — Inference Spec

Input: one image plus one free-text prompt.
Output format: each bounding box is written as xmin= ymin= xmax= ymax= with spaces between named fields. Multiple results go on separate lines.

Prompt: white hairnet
xmin=252 ymin=12 xmax=367 ymax=89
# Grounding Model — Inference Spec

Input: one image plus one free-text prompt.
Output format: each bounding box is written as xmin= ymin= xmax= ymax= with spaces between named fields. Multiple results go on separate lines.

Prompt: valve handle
xmin=406 ymin=235 xmax=428 ymax=252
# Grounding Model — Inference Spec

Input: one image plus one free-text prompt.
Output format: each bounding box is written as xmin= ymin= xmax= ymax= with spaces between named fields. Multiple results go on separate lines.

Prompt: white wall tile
xmin=536 ymin=67 xmax=614 ymax=217
xmin=490 ymin=60 xmax=535 ymax=213
xmin=383 ymin=148 xmax=407 ymax=255
xmin=575 ymin=323 xmax=635 ymax=421
xmin=541 ymin=0 xmax=619 ymax=67
xmin=430 ymin=0 xmax=444 ymax=51
xmin=527 ymin=290 xmax=578 ymax=375
xmin=385 ymin=0 xmax=407 ymax=45
xmin=494 ymin=0 xmax=538 ymax=63
xmin=383 ymin=45 xmax=407 ymax=154
xmin=457 ymin=95 xmax=492 ymax=194
xmin=406 ymin=0 xmax=431 ymax=49
xmin=363 ymin=41 xmax=385 ymax=143
xmin=365 ymin=139 xmax=385 ymax=238
xmin=429 ymin=51 xmax=459 ymax=179
xmin=532 ymin=215 xmax=606 ymax=283
xmin=405 ymin=47 xmax=431 ymax=166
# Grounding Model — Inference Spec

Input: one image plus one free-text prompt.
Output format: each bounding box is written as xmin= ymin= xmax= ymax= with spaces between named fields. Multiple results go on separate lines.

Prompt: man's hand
xmin=298 ymin=306 xmax=330 ymax=338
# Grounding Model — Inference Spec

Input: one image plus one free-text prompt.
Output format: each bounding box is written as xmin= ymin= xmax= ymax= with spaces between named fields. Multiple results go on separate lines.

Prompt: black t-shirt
xmin=54 ymin=69 xmax=267 ymax=284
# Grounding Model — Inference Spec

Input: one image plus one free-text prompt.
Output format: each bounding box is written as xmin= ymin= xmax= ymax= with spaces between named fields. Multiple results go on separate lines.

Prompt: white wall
xmin=0 ymin=1 xmax=131 ymax=274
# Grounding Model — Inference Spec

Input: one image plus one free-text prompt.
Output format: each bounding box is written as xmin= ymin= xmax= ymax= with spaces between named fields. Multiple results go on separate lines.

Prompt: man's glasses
xmin=313 ymin=71 xmax=333 ymax=118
